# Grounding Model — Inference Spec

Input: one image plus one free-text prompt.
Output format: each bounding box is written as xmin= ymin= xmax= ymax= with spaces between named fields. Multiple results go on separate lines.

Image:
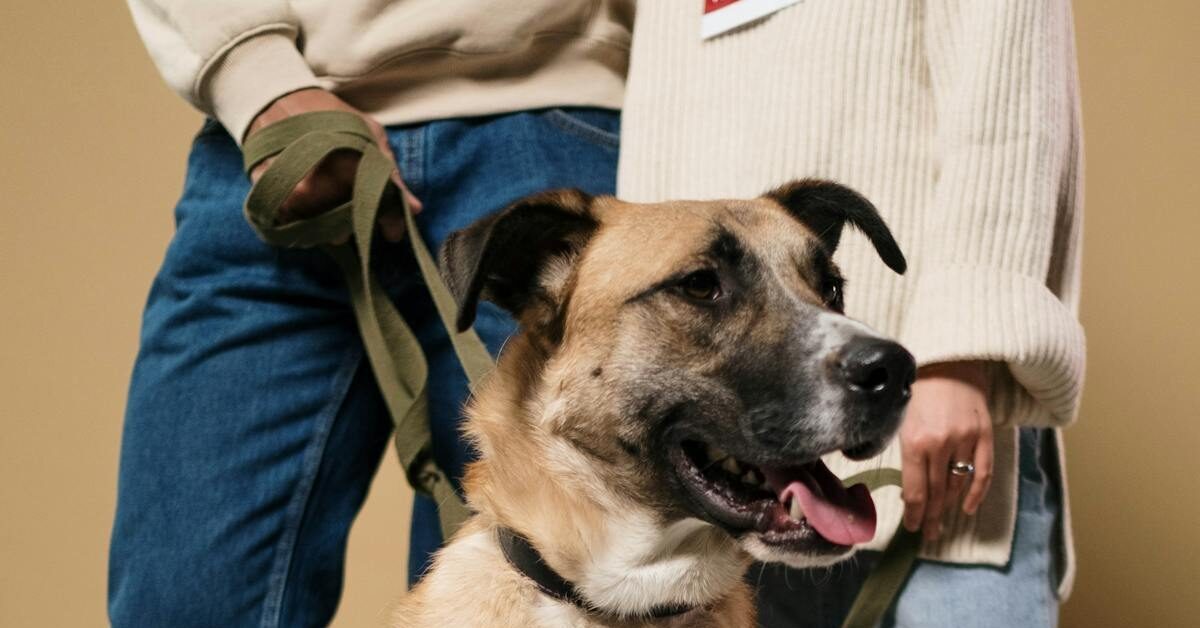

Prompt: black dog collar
xmin=496 ymin=527 xmax=694 ymax=620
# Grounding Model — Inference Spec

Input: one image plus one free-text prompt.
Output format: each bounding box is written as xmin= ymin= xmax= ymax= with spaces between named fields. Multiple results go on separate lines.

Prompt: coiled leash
xmin=240 ymin=111 xmax=917 ymax=625
xmin=241 ymin=111 xmax=490 ymax=542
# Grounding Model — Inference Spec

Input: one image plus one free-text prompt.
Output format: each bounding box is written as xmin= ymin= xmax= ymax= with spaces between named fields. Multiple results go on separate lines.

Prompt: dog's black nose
xmin=838 ymin=338 xmax=916 ymax=405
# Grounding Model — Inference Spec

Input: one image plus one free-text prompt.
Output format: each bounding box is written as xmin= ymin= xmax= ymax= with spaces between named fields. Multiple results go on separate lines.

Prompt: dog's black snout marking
xmin=839 ymin=338 xmax=916 ymax=404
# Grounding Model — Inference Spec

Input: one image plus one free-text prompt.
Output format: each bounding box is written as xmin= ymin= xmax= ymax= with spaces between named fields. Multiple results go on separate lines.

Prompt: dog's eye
xmin=679 ymin=270 xmax=724 ymax=301
xmin=822 ymin=279 xmax=844 ymax=312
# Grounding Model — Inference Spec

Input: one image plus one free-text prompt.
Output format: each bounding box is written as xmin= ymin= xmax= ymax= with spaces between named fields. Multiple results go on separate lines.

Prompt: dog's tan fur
xmin=393 ymin=186 xmax=906 ymax=627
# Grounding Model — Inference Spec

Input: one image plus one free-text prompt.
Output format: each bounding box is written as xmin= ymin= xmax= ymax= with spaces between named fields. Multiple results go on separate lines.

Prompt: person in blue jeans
xmin=108 ymin=94 xmax=621 ymax=625
xmin=113 ymin=2 xmax=632 ymax=623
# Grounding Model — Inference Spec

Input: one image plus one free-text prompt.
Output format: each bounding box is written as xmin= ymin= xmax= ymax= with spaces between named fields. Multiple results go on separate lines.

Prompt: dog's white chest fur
xmin=575 ymin=515 xmax=747 ymax=615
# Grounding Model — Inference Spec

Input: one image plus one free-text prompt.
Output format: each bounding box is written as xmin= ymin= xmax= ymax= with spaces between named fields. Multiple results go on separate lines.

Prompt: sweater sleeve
xmin=126 ymin=0 xmax=321 ymax=142
xmin=898 ymin=0 xmax=1086 ymax=428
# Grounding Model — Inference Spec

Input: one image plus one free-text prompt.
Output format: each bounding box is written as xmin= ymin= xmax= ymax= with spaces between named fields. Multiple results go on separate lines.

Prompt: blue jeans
xmin=755 ymin=427 xmax=1063 ymax=627
xmin=108 ymin=109 xmax=620 ymax=627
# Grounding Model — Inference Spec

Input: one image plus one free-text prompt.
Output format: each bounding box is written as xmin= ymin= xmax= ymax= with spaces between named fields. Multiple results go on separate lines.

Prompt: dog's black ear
xmin=765 ymin=179 xmax=907 ymax=274
xmin=440 ymin=188 xmax=598 ymax=332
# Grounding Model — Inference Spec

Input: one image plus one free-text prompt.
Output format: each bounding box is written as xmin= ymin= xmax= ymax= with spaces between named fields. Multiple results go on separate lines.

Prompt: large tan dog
xmin=393 ymin=180 xmax=915 ymax=627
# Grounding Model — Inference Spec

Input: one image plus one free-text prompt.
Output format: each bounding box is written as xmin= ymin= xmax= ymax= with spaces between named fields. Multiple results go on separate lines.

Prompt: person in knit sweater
xmin=109 ymin=2 xmax=632 ymax=625
xmin=618 ymin=1 xmax=1084 ymax=626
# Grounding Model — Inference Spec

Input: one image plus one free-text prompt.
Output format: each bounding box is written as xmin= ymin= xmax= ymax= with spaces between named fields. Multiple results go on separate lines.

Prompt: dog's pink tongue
xmin=766 ymin=461 xmax=877 ymax=546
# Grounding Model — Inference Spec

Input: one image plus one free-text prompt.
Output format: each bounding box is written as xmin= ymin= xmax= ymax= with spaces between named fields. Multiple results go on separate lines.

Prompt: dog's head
xmin=443 ymin=179 xmax=914 ymax=574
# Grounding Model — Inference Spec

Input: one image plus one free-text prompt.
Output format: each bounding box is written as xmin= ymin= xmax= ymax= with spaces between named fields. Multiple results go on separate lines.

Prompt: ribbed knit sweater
xmin=618 ymin=0 xmax=1085 ymax=597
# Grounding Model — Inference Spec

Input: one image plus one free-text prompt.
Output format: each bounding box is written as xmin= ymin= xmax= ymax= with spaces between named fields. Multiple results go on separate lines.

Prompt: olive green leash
xmin=840 ymin=468 xmax=921 ymax=628
xmin=241 ymin=111 xmax=489 ymax=541
xmin=239 ymin=111 xmax=917 ymax=622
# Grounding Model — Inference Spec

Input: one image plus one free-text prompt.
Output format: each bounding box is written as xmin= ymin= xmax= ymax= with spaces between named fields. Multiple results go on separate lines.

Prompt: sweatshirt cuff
xmin=200 ymin=31 xmax=321 ymax=145
xmin=898 ymin=266 xmax=1086 ymax=426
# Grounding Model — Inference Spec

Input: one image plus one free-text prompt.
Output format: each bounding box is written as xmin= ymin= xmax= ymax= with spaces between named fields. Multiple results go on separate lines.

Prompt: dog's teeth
xmin=721 ymin=457 xmax=741 ymax=475
xmin=788 ymin=497 xmax=805 ymax=521
xmin=705 ymin=443 xmax=726 ymax=463
xmin=741 ymin=468 xmax=763 ymax=486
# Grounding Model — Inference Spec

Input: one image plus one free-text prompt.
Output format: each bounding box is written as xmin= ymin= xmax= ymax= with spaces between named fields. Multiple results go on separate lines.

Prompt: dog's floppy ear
xmin=765 ymin=179 xmax=907 ymax=274
xmin=440 ymin=188 xmax=597 ymax=332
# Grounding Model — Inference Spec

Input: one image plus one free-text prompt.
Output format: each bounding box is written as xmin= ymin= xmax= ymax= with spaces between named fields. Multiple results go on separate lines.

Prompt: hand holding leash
xmin=898 ymin=361 xmax=995 ymax=542
xmin=245 ymin=88 xmax=422 ymax=242
xmin=241 ymin=110 xmax=492 ymax=541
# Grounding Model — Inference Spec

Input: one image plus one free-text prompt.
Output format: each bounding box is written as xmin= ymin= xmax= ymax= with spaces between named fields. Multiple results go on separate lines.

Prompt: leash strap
xmin=839 ymin=468 xmax=921 ymax=628
xmin=241 ymin=111 xmax=494 ymax=541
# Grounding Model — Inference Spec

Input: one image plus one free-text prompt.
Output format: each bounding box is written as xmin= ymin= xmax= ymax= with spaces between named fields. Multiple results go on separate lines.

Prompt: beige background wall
xmin=0 ymin=1 xmax=1195 ymax=626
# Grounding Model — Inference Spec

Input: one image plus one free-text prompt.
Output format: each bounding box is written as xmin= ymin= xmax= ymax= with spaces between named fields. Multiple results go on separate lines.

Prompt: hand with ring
xmin=899 ymin=361 xmax=994 ymax=542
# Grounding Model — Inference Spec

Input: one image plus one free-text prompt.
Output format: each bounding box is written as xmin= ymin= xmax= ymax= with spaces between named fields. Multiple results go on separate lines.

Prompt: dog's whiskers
xmin=754 ymin=562 xmax=768 ymax=591
xmin=780 ymin=432 xmax=802 ymax=453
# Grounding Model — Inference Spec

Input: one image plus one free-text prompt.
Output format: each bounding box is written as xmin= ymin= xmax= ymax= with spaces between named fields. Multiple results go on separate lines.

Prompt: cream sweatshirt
xmin=126 ymin=0 xmax=634 ymax=142
xmin=618 ymin=0 xmax=1085 ymax=598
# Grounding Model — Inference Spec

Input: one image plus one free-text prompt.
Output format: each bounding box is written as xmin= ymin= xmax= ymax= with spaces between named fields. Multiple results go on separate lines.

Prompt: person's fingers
xmin=250 ymin=111 xmax=421 ymax=245
xmin=378 ymin=211 xmax=407 ymax=242
xmin=946 ymin=439 xmax=974 ymax=504
xmin=250 ymin=154 xmax=346 ymax=244
xmin=278 ymin=151 xmax=358 ymax=222
xmin=962 ymin=418 xmax=995 ymax=515
xmin=922 ymin=441 xmax=952 ymax=542
xmin=400 ymin=187 xmax=423 ymax=214
xmin=901 ymin=442 xmax=928 ymax=533
xmin=366 ymin=121 xmax=421 ymax=242
xmin=249 ymin=158 xmax=271 ymax=184
xmin=366 ymin=119 xmax=423 ymax=215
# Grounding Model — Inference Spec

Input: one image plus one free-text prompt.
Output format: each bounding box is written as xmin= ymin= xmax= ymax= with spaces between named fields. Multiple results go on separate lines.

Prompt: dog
xmin=392 ymin=180 xmax=916 ymax=627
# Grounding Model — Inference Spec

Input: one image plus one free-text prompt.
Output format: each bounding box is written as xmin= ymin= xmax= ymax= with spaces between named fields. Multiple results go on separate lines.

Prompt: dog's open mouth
xmin=670 ymin=440 xmax=877 ymax=551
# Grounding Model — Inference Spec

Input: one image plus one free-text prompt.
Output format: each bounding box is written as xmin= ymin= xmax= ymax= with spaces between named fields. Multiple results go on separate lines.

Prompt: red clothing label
xmin=705 ymin=0 xmax=742 ymax=14
xmin=701 ymin=0 xmax=801 ymax=39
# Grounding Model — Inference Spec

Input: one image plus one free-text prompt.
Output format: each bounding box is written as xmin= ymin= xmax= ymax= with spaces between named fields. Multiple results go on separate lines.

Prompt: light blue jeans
xmin=108 ymin=109 xmax=620 ymax=627
xmin=756 ymin=427 xmax=1063 ymax=627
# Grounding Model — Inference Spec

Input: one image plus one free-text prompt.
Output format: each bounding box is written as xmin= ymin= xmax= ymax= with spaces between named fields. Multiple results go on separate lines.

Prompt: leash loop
xmin=241 ymin=111 xmax=488 ymax=541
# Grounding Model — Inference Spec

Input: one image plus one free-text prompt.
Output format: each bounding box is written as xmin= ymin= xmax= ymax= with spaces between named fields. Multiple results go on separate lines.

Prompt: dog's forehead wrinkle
xmin=722 ymin=198 xmax=776 ymax=227
xmin=716 ymin=209 xmax=826 ymax=307
xmin=708 ymin=224 xmax=747 ymax=266
xmin=793 ymin=240 xmax=833 ymax=285
xmin=576 ymin=204 xmax=747 ymax=298
xmin=564 ymin=201 xmax=823 ymax=322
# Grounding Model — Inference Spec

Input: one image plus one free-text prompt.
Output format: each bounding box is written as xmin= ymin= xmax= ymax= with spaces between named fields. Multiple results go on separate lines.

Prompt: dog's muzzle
xmin=666 ymin=335 xmax=915 ymax=556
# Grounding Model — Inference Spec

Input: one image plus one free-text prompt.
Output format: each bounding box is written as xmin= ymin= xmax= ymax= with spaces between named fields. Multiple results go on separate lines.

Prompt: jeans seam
xmin=259 ymin=348 xmax=364 ymax=628
xmin=544 ymin=108 xmax=620 ymax=150
xmin=397 ymin=126 xmax=425 ymax=194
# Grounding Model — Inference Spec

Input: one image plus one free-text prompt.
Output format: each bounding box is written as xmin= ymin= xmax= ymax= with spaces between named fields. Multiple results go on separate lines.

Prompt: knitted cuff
xmin=199 ymin=29 xmax=322 ymax=145
xmin=898 ymin=265 xmax=1086 ymax=427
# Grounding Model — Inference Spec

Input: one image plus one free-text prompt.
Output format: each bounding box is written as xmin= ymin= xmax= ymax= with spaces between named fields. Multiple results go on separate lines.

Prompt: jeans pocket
xmin=542 ymin=107 xmax=620 ymax=151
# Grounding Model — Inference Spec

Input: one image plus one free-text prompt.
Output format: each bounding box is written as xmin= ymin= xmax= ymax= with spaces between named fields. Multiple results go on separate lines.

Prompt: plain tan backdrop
xmin=1 ymin=1 xmax=1196 ymax=626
